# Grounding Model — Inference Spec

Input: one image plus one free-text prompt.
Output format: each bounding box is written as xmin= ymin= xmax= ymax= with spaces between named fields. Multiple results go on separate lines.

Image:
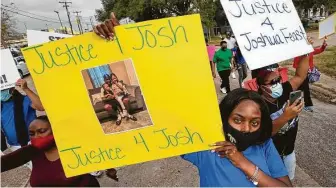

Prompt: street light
xmin=54 ymin=10 xmax=65 ymax=33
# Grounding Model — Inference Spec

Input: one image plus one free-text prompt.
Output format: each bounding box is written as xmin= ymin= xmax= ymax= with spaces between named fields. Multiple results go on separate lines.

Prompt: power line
xmin=1 ymin=7 xmax=61 ymax=24
xmin=1 ymin=4 xmax=67 ymax=23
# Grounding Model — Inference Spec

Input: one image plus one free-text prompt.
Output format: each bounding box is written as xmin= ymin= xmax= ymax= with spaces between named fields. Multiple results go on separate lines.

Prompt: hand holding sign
xmin=323 ymin=36 xmax=328 ymax=46
xmin=15 ymin=79 xmax=28 ymax=90
xmin=93 ymin=12 xmax=120 ymax=40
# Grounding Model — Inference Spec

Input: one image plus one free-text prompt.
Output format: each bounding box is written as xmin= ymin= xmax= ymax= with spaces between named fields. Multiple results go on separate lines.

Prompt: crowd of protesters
xmin=1 ymin=12 xmax=329 ymax=187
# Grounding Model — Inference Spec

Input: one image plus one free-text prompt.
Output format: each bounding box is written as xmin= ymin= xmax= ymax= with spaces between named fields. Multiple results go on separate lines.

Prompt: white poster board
xmin=0 ymin=49 xmax=21 ymax=90
xmin=319 ymin=13 xmax=336 ymax=39
xmin=27 ymin=30 xmax=72 ymax=46
xmin=220 ymin=0 xmax=313 ymax=70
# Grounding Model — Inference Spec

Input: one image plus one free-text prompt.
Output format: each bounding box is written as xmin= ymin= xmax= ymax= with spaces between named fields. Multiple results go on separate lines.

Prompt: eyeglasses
xmin=264 ymin=77 xmax=281 ymax=86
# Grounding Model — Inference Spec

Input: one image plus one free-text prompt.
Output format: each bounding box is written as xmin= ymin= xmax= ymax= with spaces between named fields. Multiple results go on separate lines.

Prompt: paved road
xmin=2 ymin=74 xmax=335 ymax=187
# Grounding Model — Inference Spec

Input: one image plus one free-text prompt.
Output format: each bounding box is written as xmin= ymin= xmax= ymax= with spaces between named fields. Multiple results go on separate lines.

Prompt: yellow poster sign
xmin=22 ymin=14 xmax=224 ymax=177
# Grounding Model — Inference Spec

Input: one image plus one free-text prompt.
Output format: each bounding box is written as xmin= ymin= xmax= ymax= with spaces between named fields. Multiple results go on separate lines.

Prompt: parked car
xmin=14 ymin=56 xmax=30 ymax=78
xmin=310 ymin=16 xmax=325 ymax=23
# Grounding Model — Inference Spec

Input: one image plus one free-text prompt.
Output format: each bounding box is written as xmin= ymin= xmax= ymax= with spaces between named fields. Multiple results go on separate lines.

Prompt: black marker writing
xmin=261 ymin=17 xmax=274 ymax=30
xmin=240 ymin=25 xmax=306 ymax=51
xmin=49 ymin=36 xmax=66 ymax=41
xmin=0 ymin=75 xmax=7 ymax=84
xmin=229 ymin=0 xmax=292 ymax=18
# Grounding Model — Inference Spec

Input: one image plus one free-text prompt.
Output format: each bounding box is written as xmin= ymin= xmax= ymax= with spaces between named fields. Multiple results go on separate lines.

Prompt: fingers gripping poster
xmin=22 ymin=14 xmax=224 ymax=177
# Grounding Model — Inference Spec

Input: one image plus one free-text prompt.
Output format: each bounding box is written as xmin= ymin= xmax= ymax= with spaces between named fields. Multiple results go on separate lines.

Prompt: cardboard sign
xmin=319 ymin=13 xmax=336 ymax=39
xmin=27 ymin=30 xmax=72 ymax=46
xmin=220 ymin=0 xmax=313 ymax=70
xmin=22 ymin=14 xmax=224 ymax=177
xmin=1 ymin=49 xmax=21 ymax=90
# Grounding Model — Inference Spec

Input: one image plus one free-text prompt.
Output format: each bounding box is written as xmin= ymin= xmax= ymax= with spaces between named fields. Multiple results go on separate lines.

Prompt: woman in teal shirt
xmin=183 ymin=89 xmax=292 ymax=187
xmin=213 ymin=41 xmax=234 ymax=94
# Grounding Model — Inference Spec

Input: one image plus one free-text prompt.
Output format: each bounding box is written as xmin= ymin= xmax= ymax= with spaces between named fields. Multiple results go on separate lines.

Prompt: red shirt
xmin=293 ymin=43 xmax=327 ymax=70
xmin=1 ymin=145 xmax=99 ymax=187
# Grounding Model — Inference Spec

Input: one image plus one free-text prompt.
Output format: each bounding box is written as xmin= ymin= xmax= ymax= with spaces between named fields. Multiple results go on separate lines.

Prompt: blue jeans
xmin=283 ymin=151 xmax=296 ymax=180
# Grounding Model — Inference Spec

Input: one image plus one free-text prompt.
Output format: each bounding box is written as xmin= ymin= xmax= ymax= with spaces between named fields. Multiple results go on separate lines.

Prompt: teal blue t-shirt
xmin=182 ymin=139 xmax=288 ymax=187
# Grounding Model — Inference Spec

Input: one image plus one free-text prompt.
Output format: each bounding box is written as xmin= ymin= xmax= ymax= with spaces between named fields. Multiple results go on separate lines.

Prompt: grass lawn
xmin=306 ymin=22 xmax=319 ymax=32
xmin=314 ymin=46 xmax=336 ymax=78
xmin=208 ymin=36 xmax=222 ymax=45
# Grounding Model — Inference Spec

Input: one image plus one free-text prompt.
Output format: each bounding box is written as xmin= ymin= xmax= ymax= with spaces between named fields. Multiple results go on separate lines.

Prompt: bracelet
xmin=248 ymin=166 xmax=259 ymax=185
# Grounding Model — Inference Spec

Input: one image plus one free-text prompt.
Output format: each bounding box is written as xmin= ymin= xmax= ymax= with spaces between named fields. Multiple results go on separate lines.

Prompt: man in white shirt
xmin=223 ymin=32 xmax=236 ymax=50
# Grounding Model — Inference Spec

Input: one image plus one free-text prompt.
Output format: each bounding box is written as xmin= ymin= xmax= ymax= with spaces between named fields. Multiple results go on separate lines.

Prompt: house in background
xmin=300 ymin=5 xmax=330 ymax=20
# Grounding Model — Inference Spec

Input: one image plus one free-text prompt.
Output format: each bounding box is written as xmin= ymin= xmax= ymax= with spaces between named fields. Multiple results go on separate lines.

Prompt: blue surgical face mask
xmin=1 ymin=89 xmax=12 ymax=101
xmin=270 ymin=83 xmax=283 ymax=99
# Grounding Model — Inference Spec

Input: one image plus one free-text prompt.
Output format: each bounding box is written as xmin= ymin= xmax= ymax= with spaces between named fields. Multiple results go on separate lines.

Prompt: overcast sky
xmin=2 ymin=0 xmax=103 ymax=33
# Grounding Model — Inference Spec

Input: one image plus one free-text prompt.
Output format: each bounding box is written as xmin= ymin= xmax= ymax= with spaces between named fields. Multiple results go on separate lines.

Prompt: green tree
xmin=194 ymin=0 xmax=217 ymax=28
xmin=320 ymin=0 xmax=336 ymax=15
xmin=293 ymin=0 xmax=336 ymax=18
xmin=95 ymin=0 xmax=217 ymax=27
xmin=1 ymin=10 xmax=16 ymax=48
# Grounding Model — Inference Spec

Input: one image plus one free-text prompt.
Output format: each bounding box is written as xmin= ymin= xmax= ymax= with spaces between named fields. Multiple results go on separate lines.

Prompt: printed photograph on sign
xmin=81 ymin=59 xmax=153 ymax=134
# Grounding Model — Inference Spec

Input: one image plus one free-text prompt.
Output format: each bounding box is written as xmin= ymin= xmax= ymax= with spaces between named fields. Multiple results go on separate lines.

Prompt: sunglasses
xmin=264 ymin=77 xmax=281 ymax=86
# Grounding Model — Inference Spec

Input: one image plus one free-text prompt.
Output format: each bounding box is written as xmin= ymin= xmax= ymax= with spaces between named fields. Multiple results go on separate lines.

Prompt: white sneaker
xmin=220 ymin=88 xmax=227 ymax=94
xmin=231 ymin=72 xmax=236 ymax=79
xmin=90 ymin=171 xmax=103 ymax=177
xmin=122 ymin=109 xmax=128 ymax=117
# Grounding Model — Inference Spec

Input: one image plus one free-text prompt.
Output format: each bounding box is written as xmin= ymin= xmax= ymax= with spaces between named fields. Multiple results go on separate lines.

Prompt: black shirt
xmin=266 ymin=81 xmax=299 ymax=156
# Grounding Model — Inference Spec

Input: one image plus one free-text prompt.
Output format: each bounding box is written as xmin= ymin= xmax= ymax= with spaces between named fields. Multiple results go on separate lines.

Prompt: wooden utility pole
xmin=59 ymin=1 xmax=74 ymax=35
xmin=73 ymin=11 xmax=83 ymax=34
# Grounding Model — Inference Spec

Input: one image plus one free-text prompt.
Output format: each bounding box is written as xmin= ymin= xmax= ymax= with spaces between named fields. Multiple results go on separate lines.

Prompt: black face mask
xmin=225 ymin=123 xmax=261 ymax=152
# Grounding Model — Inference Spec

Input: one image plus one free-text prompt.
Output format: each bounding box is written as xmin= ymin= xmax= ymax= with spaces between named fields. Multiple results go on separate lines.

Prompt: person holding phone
xmin=256 ymin=42 xmax=311 ymax=180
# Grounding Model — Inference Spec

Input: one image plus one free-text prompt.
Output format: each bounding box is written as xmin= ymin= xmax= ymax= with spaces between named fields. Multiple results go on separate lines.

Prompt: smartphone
xmin=289 ymin=90 xmax=303 ymax=105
